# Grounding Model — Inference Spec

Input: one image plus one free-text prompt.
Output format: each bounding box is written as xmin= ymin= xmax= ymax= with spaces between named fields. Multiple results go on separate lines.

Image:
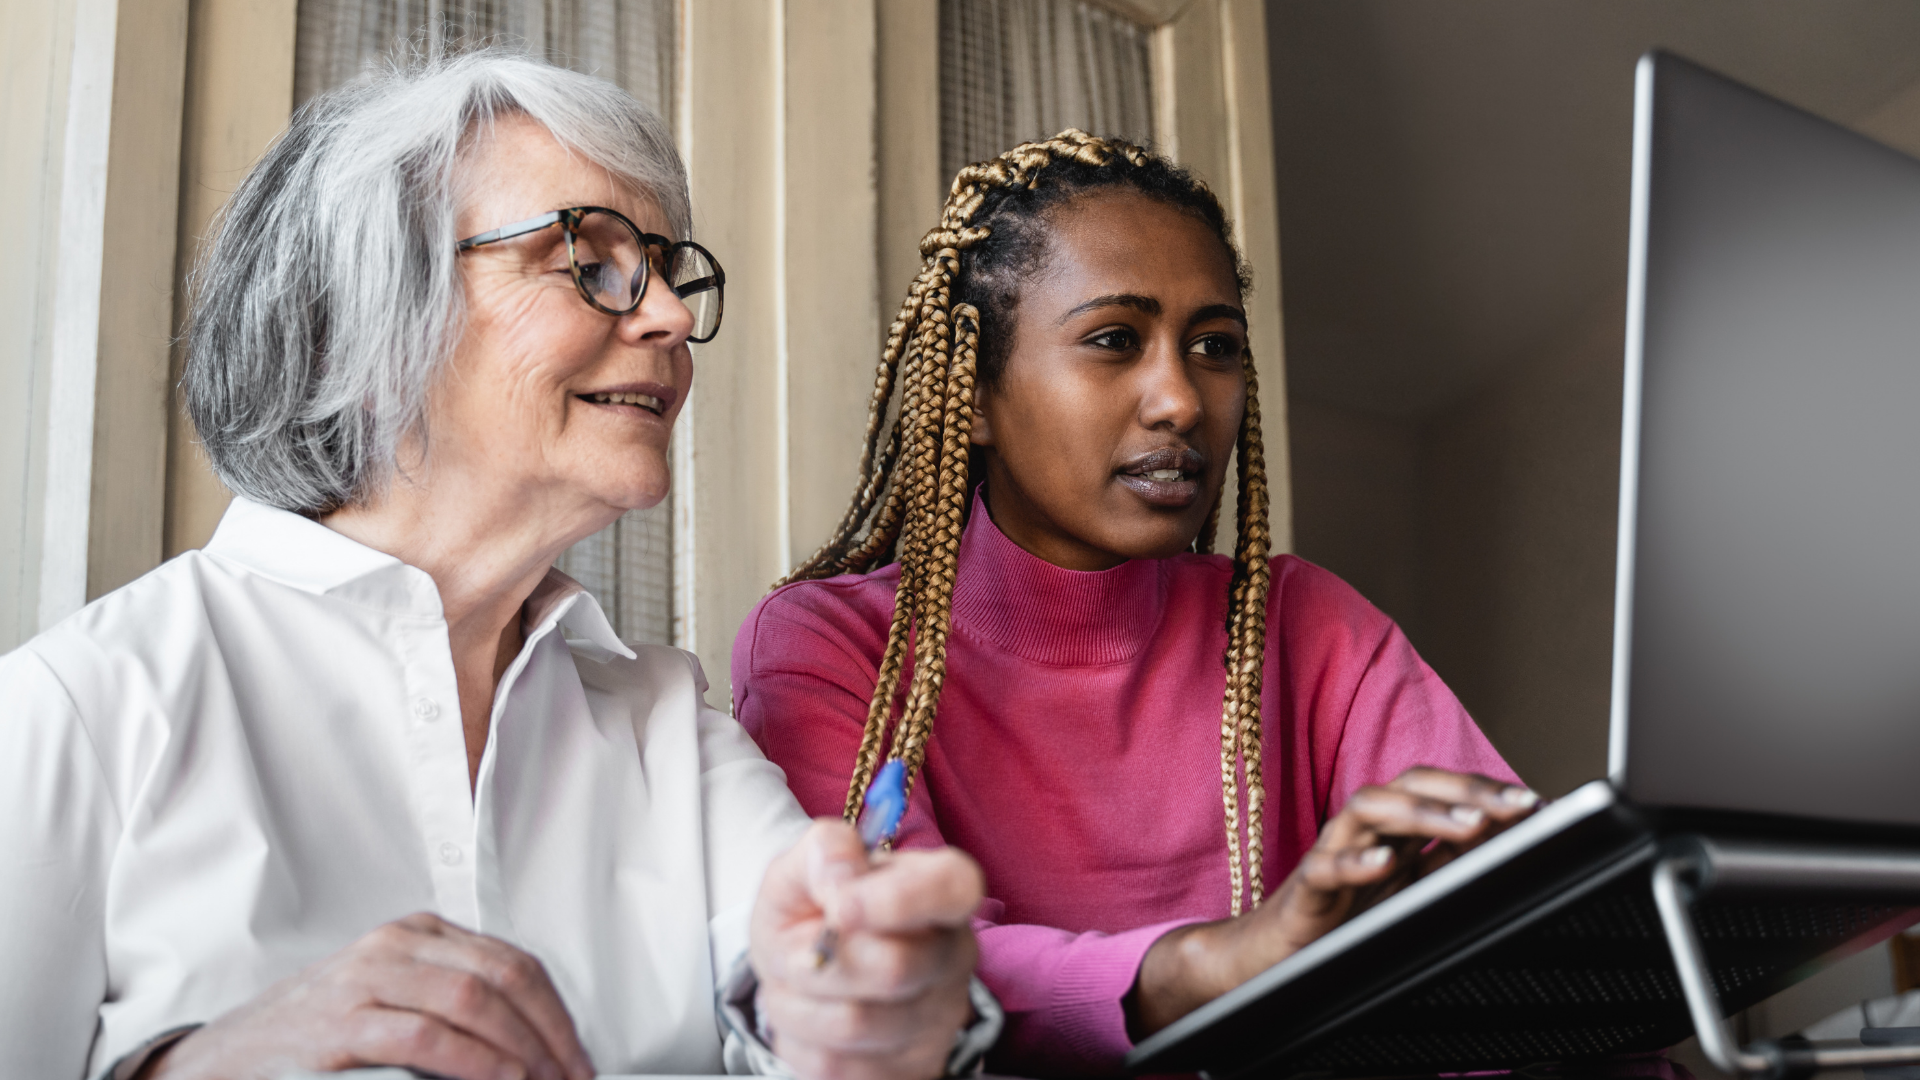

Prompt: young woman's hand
xmin=1129 ymin=768 xmax=1538 ymax=1036
xmin=145 ymin=912 xmax=594 ymax=1080
xmin=752 ymin=820 xmax=984 ymax=1080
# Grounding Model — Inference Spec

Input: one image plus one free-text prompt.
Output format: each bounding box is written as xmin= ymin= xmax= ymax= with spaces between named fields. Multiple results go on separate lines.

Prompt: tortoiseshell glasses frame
xmin=456 ymin=205 xmax=726 ymax=343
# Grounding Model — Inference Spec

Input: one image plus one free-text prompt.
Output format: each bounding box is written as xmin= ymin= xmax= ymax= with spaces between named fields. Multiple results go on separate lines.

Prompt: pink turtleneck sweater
xmin=733 ymin=498 xmax=1517 ymax=1076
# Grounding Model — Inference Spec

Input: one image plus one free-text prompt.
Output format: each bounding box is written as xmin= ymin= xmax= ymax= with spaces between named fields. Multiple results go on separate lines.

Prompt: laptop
xmin=1127 ymin=50 xmax=1920 ymax=1079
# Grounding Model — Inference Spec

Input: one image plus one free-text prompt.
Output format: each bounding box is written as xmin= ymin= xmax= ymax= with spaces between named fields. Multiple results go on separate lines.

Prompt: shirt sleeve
xmin=0 ymin=647 xmax=118 ymax=1080
xmin=685 ymin=650 xmax=812 ymax=987
xmin=734 ymin=596 xmax=1185 ymax=1074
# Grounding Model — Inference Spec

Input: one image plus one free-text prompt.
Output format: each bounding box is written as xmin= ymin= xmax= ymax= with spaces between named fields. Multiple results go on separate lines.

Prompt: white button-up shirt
xmin=0 ymin=498 xmax=811 ymax=1078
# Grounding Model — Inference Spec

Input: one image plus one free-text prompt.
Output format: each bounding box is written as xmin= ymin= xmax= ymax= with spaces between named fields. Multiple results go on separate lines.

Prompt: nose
xmin=617 ymin=271 xmax=695 ymax=347
xmin=1136 ymin=340 xmax=1204 ymax=435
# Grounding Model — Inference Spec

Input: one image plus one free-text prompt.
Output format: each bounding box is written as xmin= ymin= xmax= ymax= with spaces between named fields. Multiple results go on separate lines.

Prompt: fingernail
xmin=1450 ymin=804 xmax=1486 ymax=826
xmin=1503 ymin=786 xmax=1541 ymax=809
xmin=1361 ymin=845 xmax=1393 ymax=867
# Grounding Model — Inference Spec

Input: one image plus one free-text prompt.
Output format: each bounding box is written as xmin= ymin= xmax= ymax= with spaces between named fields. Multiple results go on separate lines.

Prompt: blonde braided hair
xmin=782 ymin=130 xmax=1274 ymax=916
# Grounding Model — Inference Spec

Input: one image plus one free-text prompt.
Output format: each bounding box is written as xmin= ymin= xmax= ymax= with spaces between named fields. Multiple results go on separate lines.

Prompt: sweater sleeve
xmin=733 ymin=587 xmax=1196 ymax=1075
xmin=731 ymin=587 xmax=924 ymax=832
xmin=968 ymin=914 xmax=1196 ymax=1076
xmin=1329 ymin=618 xmax=1521 ymax=809
xmin=1271 ymin=557 xmax=1522 ymax=821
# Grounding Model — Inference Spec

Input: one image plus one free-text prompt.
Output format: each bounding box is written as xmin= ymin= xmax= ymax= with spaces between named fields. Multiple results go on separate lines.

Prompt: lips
xmin=577 ymin=385 xmax=675 ymax=417
xmin=1115 ymin=446 xmax=1206 ymax=508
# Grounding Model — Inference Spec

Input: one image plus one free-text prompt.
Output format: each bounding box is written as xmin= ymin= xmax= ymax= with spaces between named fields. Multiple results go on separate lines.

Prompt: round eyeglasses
xmin=456 ymin=206 xmax=726 ymax=343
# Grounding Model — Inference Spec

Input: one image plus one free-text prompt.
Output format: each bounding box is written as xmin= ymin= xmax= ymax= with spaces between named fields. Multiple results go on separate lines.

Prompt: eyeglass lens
xmin=668 ymin=244 xmax=722 ymax=343
xmin=570 ymin=210 xmax=723 ymax=342
xmin=571 ymin=211 xmax=648 ymax=312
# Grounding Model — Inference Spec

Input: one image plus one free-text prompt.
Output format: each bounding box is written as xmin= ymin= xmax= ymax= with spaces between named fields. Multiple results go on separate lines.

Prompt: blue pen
xmin=813 ymin=758 xmax=908 ymax=967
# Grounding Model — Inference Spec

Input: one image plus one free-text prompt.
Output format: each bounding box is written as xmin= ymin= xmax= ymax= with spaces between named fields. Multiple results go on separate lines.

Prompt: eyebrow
xmin=1057 ymin=294 xmax=1249 ymax=329
xmin=1058 ymin=293 xmax=1160 ymax=324
xmin=1192 ymin=303 xmax=1250 ymax=328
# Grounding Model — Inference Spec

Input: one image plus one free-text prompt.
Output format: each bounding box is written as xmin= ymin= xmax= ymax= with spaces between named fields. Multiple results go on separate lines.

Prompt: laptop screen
xmin=1614 ymin=52 xmax=1920 ymax=827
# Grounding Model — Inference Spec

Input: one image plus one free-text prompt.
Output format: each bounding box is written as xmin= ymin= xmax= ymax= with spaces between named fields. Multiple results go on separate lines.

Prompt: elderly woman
xmin=0 ymin=53 xmax=994 ymax=1080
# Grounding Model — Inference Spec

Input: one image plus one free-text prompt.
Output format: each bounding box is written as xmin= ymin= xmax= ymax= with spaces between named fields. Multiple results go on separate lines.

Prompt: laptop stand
xmin=1655 ymin=837 xmax=1920 ymax=1079
xmin=1129 ymin=812 xmax=1920 ymax=1080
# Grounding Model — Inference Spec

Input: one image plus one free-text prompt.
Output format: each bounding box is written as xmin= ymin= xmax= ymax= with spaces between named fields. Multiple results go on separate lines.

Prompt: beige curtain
xmin=293 ymin=0 xmax=677 ymax=646
xmin=295 ymin=0 xmax=674 ymax=114
xmin=940 ymin=0 xmax=1155 ymax=180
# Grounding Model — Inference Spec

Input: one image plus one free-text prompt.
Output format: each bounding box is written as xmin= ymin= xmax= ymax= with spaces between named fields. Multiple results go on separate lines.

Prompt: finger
xmin=807 ymin=821 xmax=875 ymax=928
xmin=1297 ymin=842 xmax=1397 ymax=891
xmin=771 ymin=924 xmax=976 ymax=1003
xmin=360 ymin=957 xmax=565 ymax=1080
xmin=350 ymin=1003 xmax=533 ymax=1080
xmin=398 ymin=921 xmax=595 ymax=1080
xmin=1389 ymin=768 xmax=1540 ymax=820
xmin=753 ymin=821 xmax=868 ymax=987
xmin=759 ymin=967 xmax=972 ymax=1056
xmin=830 ymin=849 xmax=984 ymax=935
xmin=760 ymin=820 xmax=867 ymax=930
xmin=1319 ymin=786 xmax=1495 ymax=849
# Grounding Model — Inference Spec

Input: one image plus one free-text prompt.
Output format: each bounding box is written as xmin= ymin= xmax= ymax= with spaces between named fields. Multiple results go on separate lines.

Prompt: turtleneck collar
xmin=948 ymin=490 xmax=1168 ymax=667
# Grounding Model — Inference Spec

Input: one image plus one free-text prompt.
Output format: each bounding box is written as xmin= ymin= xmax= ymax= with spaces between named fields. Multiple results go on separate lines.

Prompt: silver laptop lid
xmin=1611 ymin=51 xmax=1920 ymax=826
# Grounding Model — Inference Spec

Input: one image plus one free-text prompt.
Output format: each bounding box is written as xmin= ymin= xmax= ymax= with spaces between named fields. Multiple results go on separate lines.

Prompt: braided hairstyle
xmin=783 ymin=130 xmax=1275 ymax=916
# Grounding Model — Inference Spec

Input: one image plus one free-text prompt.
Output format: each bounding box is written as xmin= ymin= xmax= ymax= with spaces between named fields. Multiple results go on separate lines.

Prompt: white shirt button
xmin=438 ymin=841 xmax=462 ymax=866
xmin=413 ymin=698 xmax=440 ymax=721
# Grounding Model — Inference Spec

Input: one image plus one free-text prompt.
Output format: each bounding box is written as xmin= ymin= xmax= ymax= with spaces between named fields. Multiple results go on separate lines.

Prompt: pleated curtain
xmin=940 ymin=0 xmax=1156 ymax=181
xmin=295 ymin=0 xmax=674 ymax=113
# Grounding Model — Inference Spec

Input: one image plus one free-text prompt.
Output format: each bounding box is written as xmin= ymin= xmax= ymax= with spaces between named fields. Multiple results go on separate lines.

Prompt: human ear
xmin=968 ymin=380 xmax=996 ymax=447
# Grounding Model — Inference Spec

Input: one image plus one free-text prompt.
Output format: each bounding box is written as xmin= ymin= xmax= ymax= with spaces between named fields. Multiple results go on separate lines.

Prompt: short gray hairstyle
xmin=184 ymin=49 xmax=689 ymax=515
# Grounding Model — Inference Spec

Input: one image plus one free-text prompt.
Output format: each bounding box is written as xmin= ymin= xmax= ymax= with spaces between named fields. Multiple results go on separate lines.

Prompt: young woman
xmin=733 ymin=131 xmax=1535 ymax=1076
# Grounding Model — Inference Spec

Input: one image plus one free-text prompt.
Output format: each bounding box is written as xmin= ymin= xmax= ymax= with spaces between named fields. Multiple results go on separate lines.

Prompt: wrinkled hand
xmin=146 ymin=912 xmax=593 ymax=1080
xmin=752 ymin=820 xmax=983 ymax=1080
xmin=1132 ymin=768 xmax=1538 ymax=1035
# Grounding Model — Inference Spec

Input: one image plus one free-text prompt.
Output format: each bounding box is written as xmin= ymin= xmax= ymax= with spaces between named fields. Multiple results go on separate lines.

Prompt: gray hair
xmin=183 ymin=49 xmax=689 ymax=515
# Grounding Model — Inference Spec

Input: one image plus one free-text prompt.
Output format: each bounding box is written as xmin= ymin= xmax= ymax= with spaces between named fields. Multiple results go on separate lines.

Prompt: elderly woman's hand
xmin=751 ymin=821 xmax=983 ymax=1080
xmin=145 ymin=913 xmax=593 ymax=1080
xmin=1129 ymin=768 xmax=1539 ymax=1037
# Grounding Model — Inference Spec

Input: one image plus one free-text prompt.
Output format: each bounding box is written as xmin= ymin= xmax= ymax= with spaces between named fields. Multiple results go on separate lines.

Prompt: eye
xmin=1086 ymin=327 xmax=1139 ymax=352
xmin=527 ymin=241 xmax=572 ymax=277
xmin=1188 ymin=333 xmax=1244 ymax=364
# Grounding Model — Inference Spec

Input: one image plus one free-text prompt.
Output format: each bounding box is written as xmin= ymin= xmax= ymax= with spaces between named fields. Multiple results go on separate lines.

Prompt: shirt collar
xmin=205 ymin=498 xmax=431 ymax=610
xmin=526 ymin=568 xmax=636 ymax=662
xmin=203 ymin=498 xmax=636 ymax=659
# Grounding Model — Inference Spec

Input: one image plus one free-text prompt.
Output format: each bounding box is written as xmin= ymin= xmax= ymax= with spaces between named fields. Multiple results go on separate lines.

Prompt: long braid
xmin=840 ymin=270 xmax=957 ymax=816
xmin=783 ymin=131 xmax=1276 ymax=917
xmin=1220 ymin=350 xmax=1272 ymax=913
xmin=893 ymin=303 xmax=979 ymax=794
xmin=832 ymin=270 xmax=953 ymax=815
